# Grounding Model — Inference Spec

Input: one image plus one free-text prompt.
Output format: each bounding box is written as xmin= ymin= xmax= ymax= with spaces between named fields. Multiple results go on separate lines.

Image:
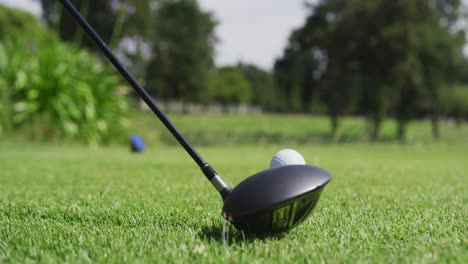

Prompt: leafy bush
xmin=0 ymin=6 xmax=130 ymax=144
xmin=0 ymin=41 xmax=130 ymax=144
xmin=0 ymin=4 xmax=55 ymax=42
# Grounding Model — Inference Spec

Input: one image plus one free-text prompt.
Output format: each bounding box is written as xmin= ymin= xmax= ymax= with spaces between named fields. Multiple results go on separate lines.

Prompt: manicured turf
xmin=133 ymin=112 xmax=468 ymax=145
xmin=0 ymin=142 xmax=466 ymax=262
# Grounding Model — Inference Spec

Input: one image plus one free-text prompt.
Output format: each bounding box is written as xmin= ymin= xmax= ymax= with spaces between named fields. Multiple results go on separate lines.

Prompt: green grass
xmin=132 ymin=112 xmax=468 ymax=145
xmin=0 ymin=142 xmax=466 ymax=262
xmin=4 ymin=111 xmax=468 ymax=146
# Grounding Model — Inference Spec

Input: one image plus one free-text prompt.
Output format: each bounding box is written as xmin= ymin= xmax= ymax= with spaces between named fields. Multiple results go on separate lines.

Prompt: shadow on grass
xmin=197 ymin=224 xmax=286 ymax=244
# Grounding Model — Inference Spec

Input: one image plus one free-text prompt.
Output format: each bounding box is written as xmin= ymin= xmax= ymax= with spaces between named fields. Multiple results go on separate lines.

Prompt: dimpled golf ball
xmin=270 ymin=149 xmax=306 ymax=168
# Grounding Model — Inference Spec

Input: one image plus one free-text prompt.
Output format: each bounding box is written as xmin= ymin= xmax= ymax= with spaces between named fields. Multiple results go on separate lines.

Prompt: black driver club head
xmin=222 ymin=165 xmax=331 ymax=235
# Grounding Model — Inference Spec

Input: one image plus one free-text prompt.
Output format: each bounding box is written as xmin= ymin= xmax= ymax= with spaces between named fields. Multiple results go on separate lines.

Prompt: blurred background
xmin=0 ymin=0 xmax=467 ymax=146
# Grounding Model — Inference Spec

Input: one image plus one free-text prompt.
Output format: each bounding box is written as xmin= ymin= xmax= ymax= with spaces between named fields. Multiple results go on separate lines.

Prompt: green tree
xmin=273 ymin=38 xmax=321 ymax=113
xmin=343 ymin=0 xmax=465 ymax=141
xmin=238 ymin=63 xmax=276 ymax=110
xmin=145 ymin=0 xmax=216 ymax=107
xmin=41 ymin=0 xmax=154 ymax=85
xmin=0 ymin=4 xmax=54 ymax=42
xmin=308 ymin=0 xmax=359 ymax=137
xmin=275 ymin=0 xmax=358 ymax=137
xmin=440 ymin=84 xmax=468 ymax=125
xmin=43 ymin=1 xmax=114 ymax=45
xmin=418 ymin=22 xmax=465 ymax=139
xmin=379 ymin=0 xmax=427 ymax=142
xmin=40 ymin=0 xmax=153 ymax=82
xmin=206 ymin=66 xmax=252 ymax=105
xmin=41 ymin=0 xmax=152 ymax=44
xmin=276 ymin=0 xmax=466 ymax=142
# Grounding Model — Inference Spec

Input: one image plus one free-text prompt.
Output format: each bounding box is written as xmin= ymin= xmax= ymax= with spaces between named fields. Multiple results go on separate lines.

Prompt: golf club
xmin=59 ymin=0 xmax=332 ymax=235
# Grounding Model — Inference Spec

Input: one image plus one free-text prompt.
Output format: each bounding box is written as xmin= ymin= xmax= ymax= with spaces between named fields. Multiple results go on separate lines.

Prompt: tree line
xmin=274 ymin=0 xmax=468 ymax=141
xmin=39 ymin=0 xmax=468 ymax=141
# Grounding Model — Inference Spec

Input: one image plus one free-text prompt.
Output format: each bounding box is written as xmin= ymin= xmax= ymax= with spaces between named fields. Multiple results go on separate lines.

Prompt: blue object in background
xmin=130 ymin=134 xmax=146 ymax=152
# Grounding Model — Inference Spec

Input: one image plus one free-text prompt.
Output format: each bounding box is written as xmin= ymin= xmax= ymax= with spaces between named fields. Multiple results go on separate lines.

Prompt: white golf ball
xmin=270 ymin=149 xmax=306 ymax=168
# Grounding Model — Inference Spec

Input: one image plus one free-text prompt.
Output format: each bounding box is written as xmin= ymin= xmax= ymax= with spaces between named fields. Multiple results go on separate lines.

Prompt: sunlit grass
xmin=131 ymin=112 xmax=468 ymax=145
xmin=0 ymin=143 xmax=466 ymax=262
xmin=4 ymin=112 xmax=467 ymax=146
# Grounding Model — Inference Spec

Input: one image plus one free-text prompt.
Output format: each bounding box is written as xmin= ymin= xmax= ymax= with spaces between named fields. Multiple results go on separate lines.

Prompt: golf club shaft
xmin=58 ymin=0 xmax=231 ymax=197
